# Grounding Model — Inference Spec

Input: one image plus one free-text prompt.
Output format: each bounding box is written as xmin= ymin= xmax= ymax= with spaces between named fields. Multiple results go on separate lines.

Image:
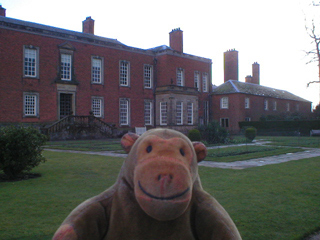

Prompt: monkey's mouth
xmin=138 ymin=181 xmax=190 ymax=201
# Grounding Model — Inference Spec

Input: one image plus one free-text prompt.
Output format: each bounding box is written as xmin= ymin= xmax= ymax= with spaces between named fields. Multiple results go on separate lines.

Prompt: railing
xmin=42 ymin=115 xmax=116 ymax=137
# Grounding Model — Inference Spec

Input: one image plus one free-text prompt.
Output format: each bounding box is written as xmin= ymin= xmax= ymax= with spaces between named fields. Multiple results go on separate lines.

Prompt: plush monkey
xmin=53 ymin=128 xmax=242 ymax=240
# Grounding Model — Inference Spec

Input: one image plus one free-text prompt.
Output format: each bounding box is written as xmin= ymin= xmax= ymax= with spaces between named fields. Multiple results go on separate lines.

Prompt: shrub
xmin=188 ymin=129 xmax=202 ymax=141
xmin=198 ymin=121 xmax=229 ymax=144
xmin=0 ymin=125 xmax=47 ymax=179
xmin=245 ymin=127 xmax=257 ymax=142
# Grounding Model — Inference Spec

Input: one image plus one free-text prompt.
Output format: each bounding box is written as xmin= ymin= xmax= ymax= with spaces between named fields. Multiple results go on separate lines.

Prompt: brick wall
xmin=0 ymin=23 xmax=211 ymax=130
xmin=211 ymin=93 xmax=312 ymax=134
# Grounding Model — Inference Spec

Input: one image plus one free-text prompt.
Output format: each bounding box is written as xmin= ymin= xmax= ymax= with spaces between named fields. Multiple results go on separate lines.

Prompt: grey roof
xmin=0 ymin=16 xmax=213 ymax=62
xmin=0 ymin=16 xmax=124 ymax=46
xmin=212 ymin=80 xmax=311 ymax=103
xmin=148 ymin=45 xmax=173 ymax=52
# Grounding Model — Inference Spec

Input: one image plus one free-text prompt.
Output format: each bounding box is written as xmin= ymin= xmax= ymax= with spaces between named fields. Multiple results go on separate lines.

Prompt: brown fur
xmin=53 ymin=128 xmax=242 ymax=240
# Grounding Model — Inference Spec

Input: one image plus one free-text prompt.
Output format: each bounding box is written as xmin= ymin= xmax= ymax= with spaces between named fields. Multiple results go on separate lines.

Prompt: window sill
xmin=23 ymin=76 xmax=39 ymax=80
xmin=23 ymin=115 xmax=39 ymax=118
xmin=55 ymin=79 xmax=79 ymax=85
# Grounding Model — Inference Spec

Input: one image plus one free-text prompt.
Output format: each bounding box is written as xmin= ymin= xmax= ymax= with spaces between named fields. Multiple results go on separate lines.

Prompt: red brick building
xmin=0 ymin=6 xmax=211 ymax=134
xmin=211 ymin=49 xmax=312 ymax=134
xmin=0 ymin=6 xmax=312 ymax=136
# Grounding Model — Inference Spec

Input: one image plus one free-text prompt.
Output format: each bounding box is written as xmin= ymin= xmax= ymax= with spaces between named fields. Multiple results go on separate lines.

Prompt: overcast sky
xmin=1 ymin=0 xmax=319 ymax=108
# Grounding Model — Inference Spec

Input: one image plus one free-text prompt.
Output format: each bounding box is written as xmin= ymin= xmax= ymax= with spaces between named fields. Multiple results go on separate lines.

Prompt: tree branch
xmin=307 ymin=81 xmax=320 ymax=87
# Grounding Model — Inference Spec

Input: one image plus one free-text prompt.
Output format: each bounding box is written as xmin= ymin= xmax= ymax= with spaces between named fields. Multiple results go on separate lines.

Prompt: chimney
xmin=82 ymin=16 xmax=94 ymax=34
xmin=224 ymin=49 xmax=238 ymax=82
xmin=245 ymin=75 xmax=253 ymax=83
xmin=169 ymin=28 xmax=183 ymax=52
xmin=0 ymin=5 xmax=6 ymax=17
xmin=252 ymin=62 xmax=260 ymax=84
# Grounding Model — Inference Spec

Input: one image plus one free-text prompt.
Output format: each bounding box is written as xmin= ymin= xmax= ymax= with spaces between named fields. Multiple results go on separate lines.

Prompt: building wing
xmin=212 ymin=80 xmax=311 ymax=103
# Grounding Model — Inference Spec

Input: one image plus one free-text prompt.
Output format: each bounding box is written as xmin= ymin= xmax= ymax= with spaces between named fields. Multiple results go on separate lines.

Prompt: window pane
xmin=225 ymin=118 xmax=229 ymax=127
xmin=144 ymin=65 xmax=152 ymax=88
xmin=24 ymin=48 xmax=36 ymax=77
xmin=273 ymin=101 xmax=277 ymax=111
xmin=177 ymin=68 xmax=184 ymax=86
xmin=245 ymin=98 xmax=250 ymax=109
xmin=92 ymin=98 xmax=102 ymax=117
xmin=92 ymin=58 xmax=102 ymax=83
xmin=202 ymin=73 xmax=208 ymax=92
xmin=24 ymin=95 xmax=36 ymax=116
xmin=61 ymin=54 xmax=72 ymax=80
xmin=220 ymin=118 xmax=229 ymax=128
xmin=264 ymin=100 xmax=268 ymax=110
xmin=176 ymin=102 xmax=183 ymax=125
xmin=221 ymin=97 xmax=228 ymax=109
xmin=120 ymin=99 xmax=129 ymax=125
xmin=120 ymin=61 xmax=129 ymax=86
xmin=187 ymin=102 xmax=193 ymax=125
xmin=144 ymin=101 xmax=152 ymax=125
xmin=194 ymin=72 xmax=200 ymax=91
xmin=160 ymin=102 xmax=167 ymax=125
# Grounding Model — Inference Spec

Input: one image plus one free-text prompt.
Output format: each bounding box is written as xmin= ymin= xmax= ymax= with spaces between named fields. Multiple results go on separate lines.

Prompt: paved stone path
xmin=45 ymin=141 xmax=320 ymax=170
xmin=198 ymin=148 xmax=320 ymax=169
xmin=45 ymin=148 xmax=128 ymax=158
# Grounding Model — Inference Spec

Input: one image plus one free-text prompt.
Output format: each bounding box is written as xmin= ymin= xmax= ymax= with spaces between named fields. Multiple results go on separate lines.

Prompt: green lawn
xmin=200 ymin=158 xmax=320 ymax=239
xmin=45 ymin=139 xmax=123 ymax=152
xmin=257 ymin=136 xmax=320 ymax=148
xmin=1 ymin=150 xmax=319 ymax=240
xmin=0 ymin=151 xmax=124 ymax=240
xmin=206 ymin=145 xmax=305 ymax=162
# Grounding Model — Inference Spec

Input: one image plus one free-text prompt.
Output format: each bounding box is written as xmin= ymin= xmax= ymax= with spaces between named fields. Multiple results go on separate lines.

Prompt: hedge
xmin=239 ymin=120 xmax=320 ymax=136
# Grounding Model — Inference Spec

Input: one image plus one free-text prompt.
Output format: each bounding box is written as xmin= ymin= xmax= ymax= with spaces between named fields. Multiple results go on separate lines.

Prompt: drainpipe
xmin=153 ymin=57 xmax=158 ymax=127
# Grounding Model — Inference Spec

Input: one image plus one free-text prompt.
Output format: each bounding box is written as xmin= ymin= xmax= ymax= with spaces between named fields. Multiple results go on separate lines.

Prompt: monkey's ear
xmin=192 ymin=142 xmax=207 ymax=162
xmin=121 ymin=132 xmax=139 ymax=153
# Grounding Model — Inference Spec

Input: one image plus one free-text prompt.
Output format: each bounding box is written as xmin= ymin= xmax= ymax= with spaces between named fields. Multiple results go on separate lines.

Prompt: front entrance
xmin=60 ymin=93 xmax=73 ymax=119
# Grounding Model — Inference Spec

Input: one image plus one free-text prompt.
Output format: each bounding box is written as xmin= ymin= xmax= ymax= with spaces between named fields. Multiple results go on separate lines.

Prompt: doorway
xmin=59 ymin=93 xmax=73 ymax=119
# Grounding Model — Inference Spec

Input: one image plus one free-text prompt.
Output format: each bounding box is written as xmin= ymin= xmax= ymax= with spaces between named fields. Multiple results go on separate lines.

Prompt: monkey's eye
xmin=146 ymin=145 xmax=152 ymax=153
xmin=180 ymin=148 xmax=185 ymax=156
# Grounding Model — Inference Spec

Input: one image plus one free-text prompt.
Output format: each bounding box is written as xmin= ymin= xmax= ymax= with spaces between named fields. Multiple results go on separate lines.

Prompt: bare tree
xmin=305 ymin=2 xmax=320 ymax=105
xmin=305 ymin=19 xmax=320 ymax=88
xmin=312 ymin=1 xmax=320 ymax=6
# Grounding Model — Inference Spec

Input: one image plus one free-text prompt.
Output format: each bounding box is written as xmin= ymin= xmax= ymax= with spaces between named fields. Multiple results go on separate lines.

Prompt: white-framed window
xmin=245 ymin=97 xmax=250 ymax=109
xmin=60 ymin=54 xmax=72 ymax=81
xmin=296 ymin=103 xmax=299 ymax=111
xmin=144 ymin=100 xmax=153 ymax=125
xmin=245 ymin=117 xmax=251 ymax=122
xmin=23 ymin=92 xmax=39 ymax=117
xmin=23 ymin=46 xmax=38 ymax=78
xmin=220 ymin=97 xmax=229 ymax=109
xmin=177 ymin=68 xmax=184 ymax=86
xmin=176 ymin=102 xmax=183 ymax=125
xmin=202 ymin=72 xmax=208 ymax=92
xmin=92 ymin=57 xmax=103 ymax=84
xmin=273 ymin=101 xmax=277 ymax=111
xmin=91 ymin=97 xmax=104 ymax=117
xmin=264 ymin=99 xmax=268 ymax=110
xmin=187 ymin=102 xmax=193 ymax=125
xmin=286 ymin=102 xmax=290 ymax=112
xmin=160 ymin=102 xmax=167 ymax=125
xmin=120 ymin=61 xmax=130 ymax=86
xmin=119 ymin=98 xmax=130 ymax=125
xmin=194 ymin=71 xmax=200 ymax=91
xmin=220 ymin=118 xmax=229 ymax=128
xmin=144 ymin=65 xmax=153 ymax=88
